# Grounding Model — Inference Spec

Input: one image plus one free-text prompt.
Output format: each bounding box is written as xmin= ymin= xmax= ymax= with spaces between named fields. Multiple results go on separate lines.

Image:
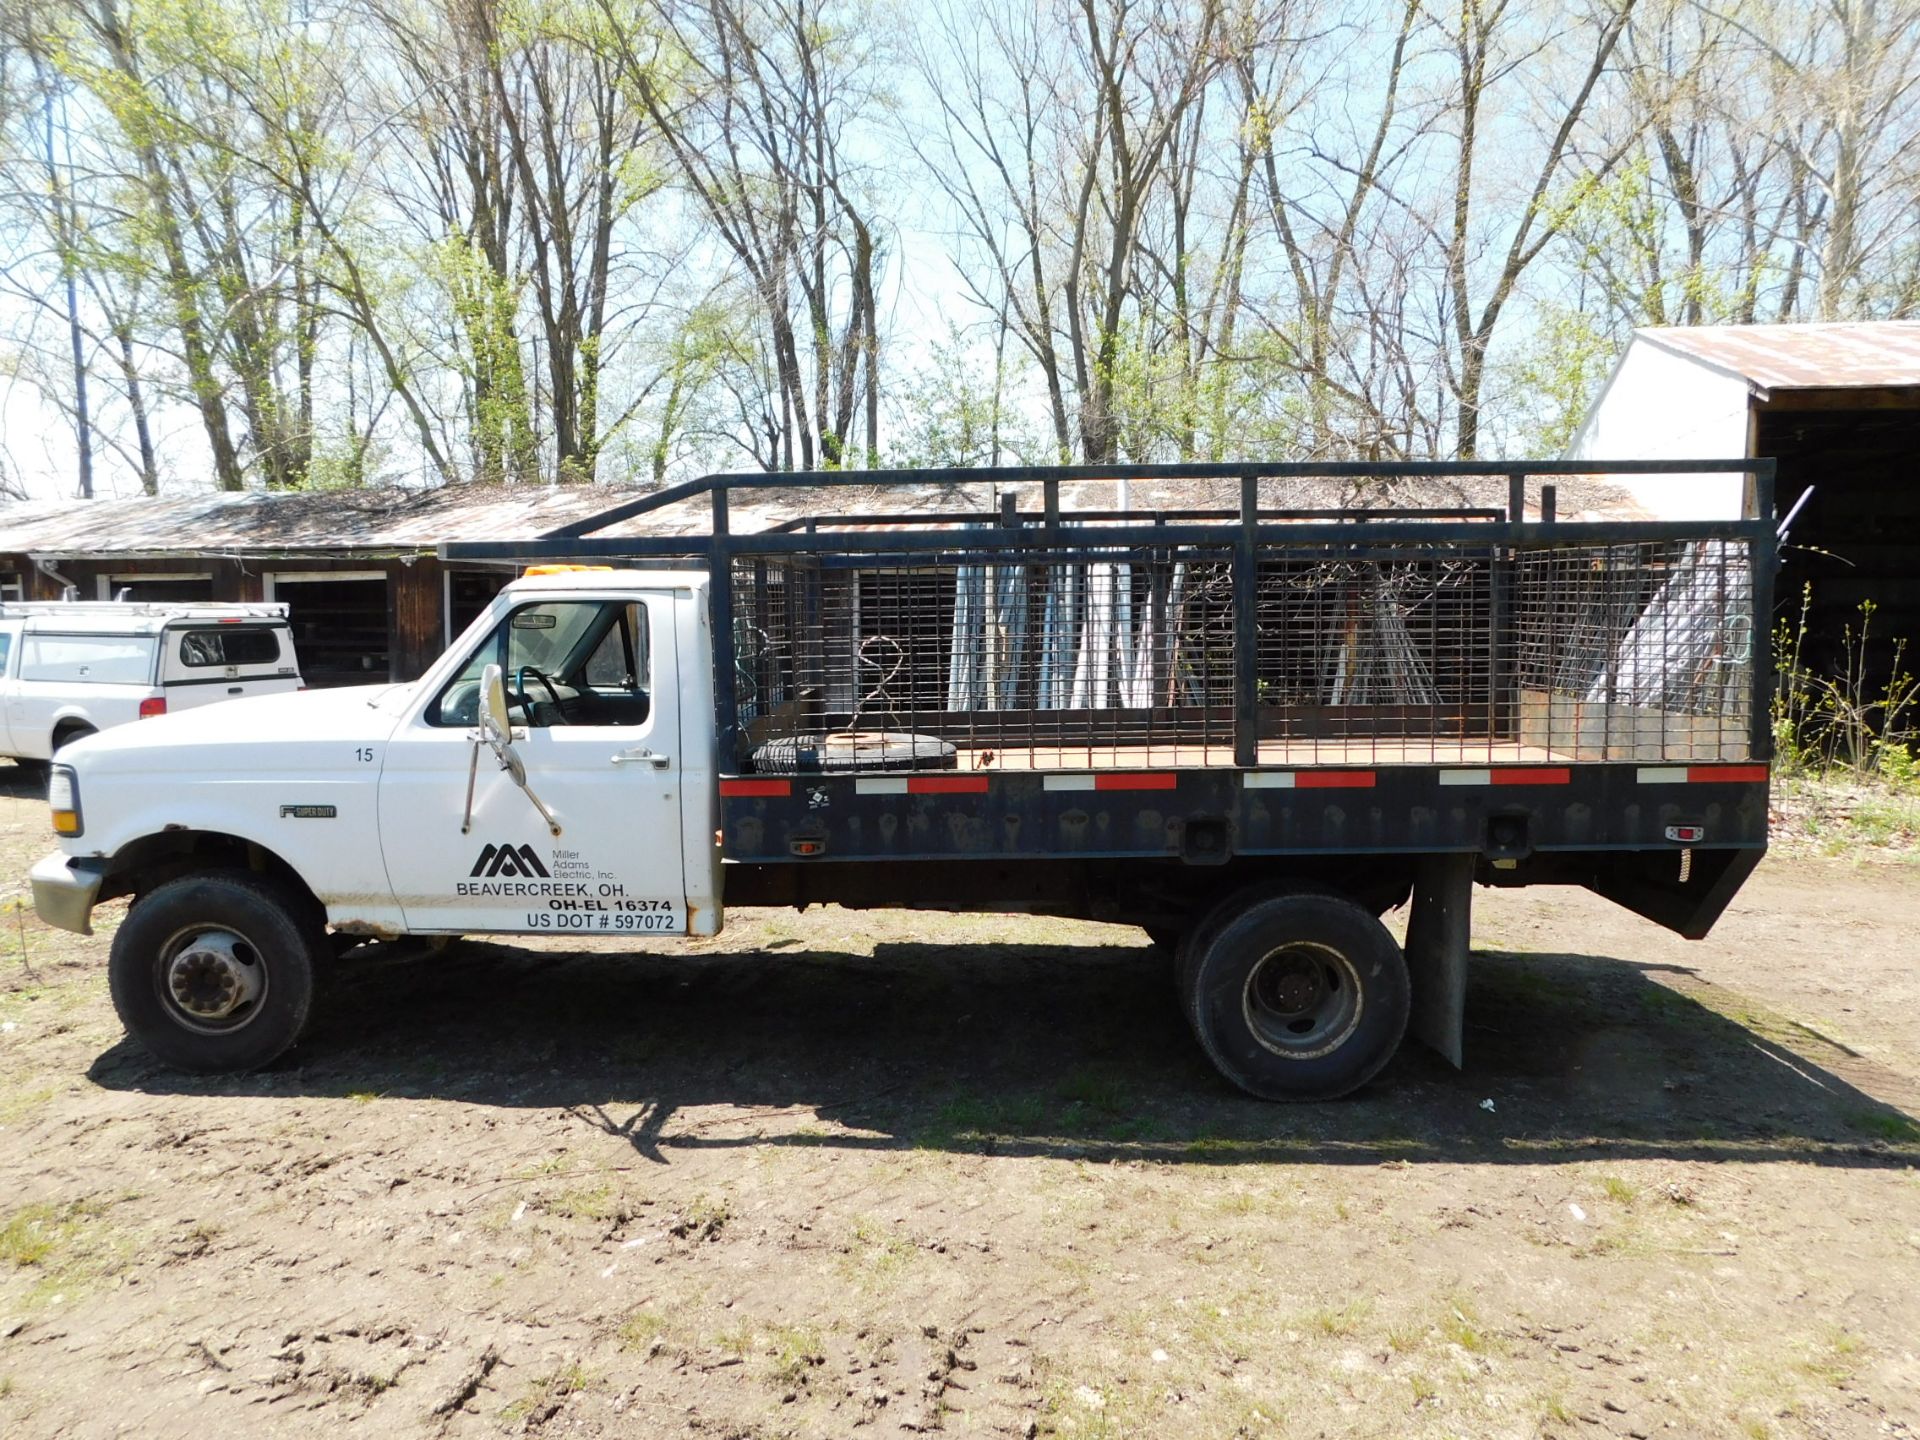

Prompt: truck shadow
xmin=88 ymin=934 xmax=1920 ymax=1171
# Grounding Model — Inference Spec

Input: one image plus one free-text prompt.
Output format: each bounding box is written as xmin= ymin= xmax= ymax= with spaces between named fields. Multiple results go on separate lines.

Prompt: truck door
xmin=377 ymin=593 xmax=687 ymax=935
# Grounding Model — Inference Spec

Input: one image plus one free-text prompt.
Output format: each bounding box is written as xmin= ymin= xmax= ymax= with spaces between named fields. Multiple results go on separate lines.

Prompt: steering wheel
xmin=515 ymin=665 xmax=574 ymax=725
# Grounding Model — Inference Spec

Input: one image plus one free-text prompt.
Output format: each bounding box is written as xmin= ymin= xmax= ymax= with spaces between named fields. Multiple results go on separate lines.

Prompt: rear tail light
xmin=138 ymin=697 xmax=167 ymax=719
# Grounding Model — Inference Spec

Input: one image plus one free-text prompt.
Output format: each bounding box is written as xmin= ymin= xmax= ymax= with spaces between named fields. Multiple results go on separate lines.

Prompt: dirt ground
xmin=1 ymin=766 xmax=1917 ymax=1440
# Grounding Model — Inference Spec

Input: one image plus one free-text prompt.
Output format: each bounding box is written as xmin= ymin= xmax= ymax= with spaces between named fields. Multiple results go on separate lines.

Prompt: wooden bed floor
xmin=952 ymin=739 xmax=1574 ymax=770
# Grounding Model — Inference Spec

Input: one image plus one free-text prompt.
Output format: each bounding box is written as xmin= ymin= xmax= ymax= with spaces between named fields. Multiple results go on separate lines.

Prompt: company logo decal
xmin=469 ymin=843 xmax=551 ymax=879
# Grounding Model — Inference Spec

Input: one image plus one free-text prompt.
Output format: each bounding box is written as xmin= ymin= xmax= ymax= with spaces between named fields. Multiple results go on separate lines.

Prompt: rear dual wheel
xmin=1181 ymin=891 xmax=1409 ymax=1101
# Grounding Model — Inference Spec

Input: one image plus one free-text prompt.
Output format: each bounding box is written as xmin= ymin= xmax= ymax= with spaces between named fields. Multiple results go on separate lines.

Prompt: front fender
xmin=74 ymin=771 xmax=404 ymax=933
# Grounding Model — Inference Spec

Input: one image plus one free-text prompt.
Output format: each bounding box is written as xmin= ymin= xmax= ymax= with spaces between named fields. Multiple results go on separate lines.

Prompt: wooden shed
xmin=0 ymin=486 xmax=711 ymax=686
xmin=1569 ymin=321 xmax=1920 ymax=671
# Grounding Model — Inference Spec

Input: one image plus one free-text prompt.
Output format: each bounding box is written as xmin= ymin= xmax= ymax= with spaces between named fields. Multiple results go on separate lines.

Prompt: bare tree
xmin=611 ymin=0 xmax=885 ymax=471
xmin=913 ymin=0 xmax=1224 ymax=463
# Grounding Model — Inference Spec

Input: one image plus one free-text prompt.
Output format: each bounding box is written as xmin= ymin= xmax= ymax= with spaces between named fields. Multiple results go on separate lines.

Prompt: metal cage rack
xmin=441 ymin=460 xmax=1773 ymax=776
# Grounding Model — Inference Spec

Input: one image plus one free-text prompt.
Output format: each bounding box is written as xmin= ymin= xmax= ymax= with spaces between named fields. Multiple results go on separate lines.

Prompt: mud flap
xmin=1404 ymin=853 xmax=1473 ymax=1068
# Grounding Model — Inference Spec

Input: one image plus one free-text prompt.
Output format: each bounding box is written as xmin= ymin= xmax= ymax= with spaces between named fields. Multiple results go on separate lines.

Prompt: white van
xmin=0 ymin=602 xmax=303 ymax=766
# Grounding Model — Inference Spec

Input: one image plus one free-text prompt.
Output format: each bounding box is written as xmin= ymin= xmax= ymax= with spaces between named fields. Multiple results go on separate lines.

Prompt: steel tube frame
xmin=439 ymin=459 xmax=1779 ymax=768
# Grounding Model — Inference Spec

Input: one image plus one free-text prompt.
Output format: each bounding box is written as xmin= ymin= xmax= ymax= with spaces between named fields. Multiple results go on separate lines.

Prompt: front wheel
xmin=1185 ymin=892 xmax=1409 ymax=1101
xmin=108 ymin=871 xmax=323 ymax=1073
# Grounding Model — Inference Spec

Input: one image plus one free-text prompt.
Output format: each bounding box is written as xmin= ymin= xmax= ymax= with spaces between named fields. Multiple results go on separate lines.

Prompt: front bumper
xmin=31 ymin=851 xmax=105 ymax=936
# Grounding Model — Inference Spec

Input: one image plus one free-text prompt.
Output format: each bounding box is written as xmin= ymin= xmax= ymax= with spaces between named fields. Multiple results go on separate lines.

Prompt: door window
xmin=430 ymin=600 xmax=651 ymax=728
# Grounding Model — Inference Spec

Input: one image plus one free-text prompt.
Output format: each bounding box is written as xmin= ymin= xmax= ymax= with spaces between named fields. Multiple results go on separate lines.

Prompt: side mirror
xmin=479 ymin=663 xmax=512 ymax=742
xmin=477 ymin=663 xmax=525 ymax=785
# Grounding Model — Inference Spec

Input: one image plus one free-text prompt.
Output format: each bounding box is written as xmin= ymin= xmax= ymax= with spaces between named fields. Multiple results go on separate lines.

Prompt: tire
xmin=1176 ymin=880 xmax=1313 ymax=1024
xmin=1184 ymin=892 xmax=1410 ymax=1101
xmin=752 ymin=730 xmax=956 ymax=773
xmin=52 ymin=724 xmax=96 ymax=754
xmin=108 ymin=871 xmax=323 ymax=1073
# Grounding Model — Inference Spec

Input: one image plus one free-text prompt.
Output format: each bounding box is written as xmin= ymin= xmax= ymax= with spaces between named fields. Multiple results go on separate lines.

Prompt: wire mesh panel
xmin=1514 ymin=539 xmax=1755 ymax=762
xmin=736 ymin=544 xmax=1243 ymax=772
xmin=1251 ymin=545 xmax=1498 ymax=763
xmin=728 ymin=514 xmax=1759 ymax=773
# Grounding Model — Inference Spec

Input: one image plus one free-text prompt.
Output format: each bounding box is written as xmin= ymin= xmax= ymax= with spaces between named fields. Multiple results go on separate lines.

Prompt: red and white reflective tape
xmin=719 ymin=778 xmax=791 ymax=797
xmin=1243 ymin=770 xmax=1377 ymax=790
xmin=854 ymin=775 xmax=990 ymax=795
xmin=1438 ymin=767 xmax=1572 ymax=786
xmin=1638 ymin=764 xmax=1769 ymax=784
xmin=1042 ymin=772 xmax=1179 ymax=792
xmin=721 ymin=763 xmax=1771 ymax=800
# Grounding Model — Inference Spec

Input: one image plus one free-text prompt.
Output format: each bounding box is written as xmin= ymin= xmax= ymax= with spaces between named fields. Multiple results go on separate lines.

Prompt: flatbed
xmin=31 ymin=460 xmax=1774 ymax=1100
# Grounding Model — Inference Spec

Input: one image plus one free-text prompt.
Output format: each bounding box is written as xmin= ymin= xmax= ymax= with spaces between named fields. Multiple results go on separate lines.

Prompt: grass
xmin=1796 ymin=1328 xmax=1862 ymax=1388
xmin=1385 ymin=1322 xmax=1424 ymax=1353
xmin=1437 ymin=1298 xmax=1494 ymax=1355
xmin=510 ymin=1153 xmax=571 ymax=1181
xmin=925 ymin=1091 xmax=1048 ymax=1143
xmin=766 ymin=1323 xmax=825 ymax=1387
xmin=1302 ymin=1298 xmax=1372 ymax=1338
xmin=844 ymin=1216 xmax=915 ymax=1282
xmin=546 ymin=1180 xmax=626 ymax=1223
xmin=499 ymin=1363 xmax=590 ymax=1423
xmin=0 ymin=1201 xmax=100 ymax=1268
xmin=1057 ymin=1067 xmax=1130 ymax=1115
xmin=1843 ymin=1108 xmax=1920 ymax=1143
xmin=1773 ymin=768 xmax=1920 ymax=860
xmin=1599 ymin=1174 xmax=1639 ymax=1205
xmin=0 ymin=1199 xmax=126 ymax=1305
xmin=670 ymin=1194 xmax=729 ymax=1241
xmin=617 ymin=1309 xmax=668 ymax=1351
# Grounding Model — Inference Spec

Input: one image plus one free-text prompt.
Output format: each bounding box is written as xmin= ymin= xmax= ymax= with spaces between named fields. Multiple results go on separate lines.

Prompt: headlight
xmin=48 ymin=765 xmax=82 ymax=838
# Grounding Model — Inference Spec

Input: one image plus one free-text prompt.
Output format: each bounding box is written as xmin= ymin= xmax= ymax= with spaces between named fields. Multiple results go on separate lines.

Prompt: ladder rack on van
xmin=0 ymin=601 xmax=290 ymax=623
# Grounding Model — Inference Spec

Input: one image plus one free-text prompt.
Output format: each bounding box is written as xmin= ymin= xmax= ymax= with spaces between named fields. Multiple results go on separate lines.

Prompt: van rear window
xmin=21 ymin=634 xmax=159 ymax=685
xmin=179 ymin=628 xmax=282 ymax=668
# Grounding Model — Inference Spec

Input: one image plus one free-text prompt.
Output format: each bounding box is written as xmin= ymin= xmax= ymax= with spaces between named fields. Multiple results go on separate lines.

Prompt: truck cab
xmin=29 ymin=570 xmax=718 ymax=1072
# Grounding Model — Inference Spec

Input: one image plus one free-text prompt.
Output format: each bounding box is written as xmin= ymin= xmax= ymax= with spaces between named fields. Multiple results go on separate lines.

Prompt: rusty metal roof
xmin=1636 ymin=321 xmax=1920 ymax=394
xmin=0 ymin=472 xmax=1641 ymax=560
xmin=0 ymin=483 xmax=964 ymax=559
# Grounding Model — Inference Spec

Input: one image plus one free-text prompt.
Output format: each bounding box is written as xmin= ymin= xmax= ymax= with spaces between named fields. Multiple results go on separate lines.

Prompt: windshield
xmin=429 ymin=599 xmax=650 ymax=728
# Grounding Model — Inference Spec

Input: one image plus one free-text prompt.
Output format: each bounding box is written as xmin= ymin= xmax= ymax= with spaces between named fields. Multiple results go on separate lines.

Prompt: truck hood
xmin=62 ymin=684 xmax=411 ymax=773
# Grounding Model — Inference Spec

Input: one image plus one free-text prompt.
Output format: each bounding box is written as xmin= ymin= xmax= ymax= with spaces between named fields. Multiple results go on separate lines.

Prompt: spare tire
xmin=753 ymin=730 xmax=957 ymax=774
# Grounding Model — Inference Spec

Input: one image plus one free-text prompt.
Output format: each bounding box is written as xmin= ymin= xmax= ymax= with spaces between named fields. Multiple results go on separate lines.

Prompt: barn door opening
xmin=266 ymin=571 xmax=390 ymax=687
xmin=99 ymin=573 xmax=213 ymax=604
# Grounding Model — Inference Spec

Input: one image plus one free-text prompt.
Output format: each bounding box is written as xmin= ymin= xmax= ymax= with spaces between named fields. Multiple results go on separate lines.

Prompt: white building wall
xmin=1567 ymin=338 xmax=1753 ymax=519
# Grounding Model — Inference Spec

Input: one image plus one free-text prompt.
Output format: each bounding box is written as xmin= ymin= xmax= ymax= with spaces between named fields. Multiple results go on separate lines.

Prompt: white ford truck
xmin=29 ymin=464 xmax=1774 ymax=1099
xmin=1 ymin=601 xmax=301 ymax=768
